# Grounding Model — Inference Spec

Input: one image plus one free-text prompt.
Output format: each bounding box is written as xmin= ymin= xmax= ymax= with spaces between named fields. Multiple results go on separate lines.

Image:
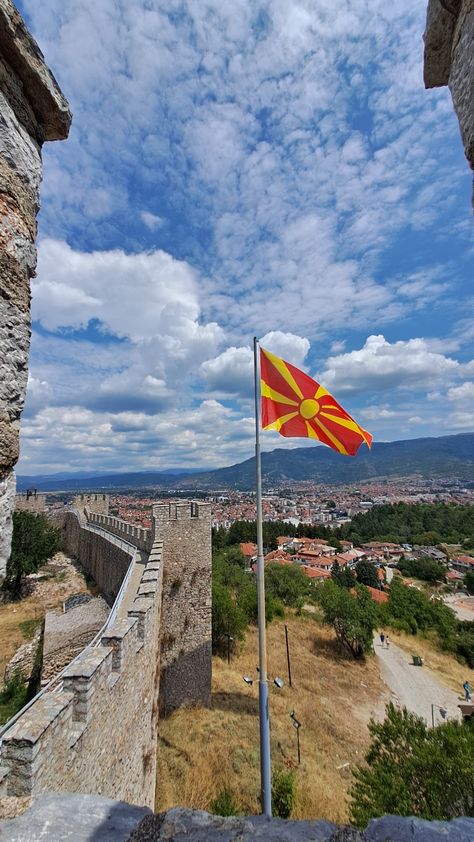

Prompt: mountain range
xmin=17 ymin=433 xmax=474 ymax=492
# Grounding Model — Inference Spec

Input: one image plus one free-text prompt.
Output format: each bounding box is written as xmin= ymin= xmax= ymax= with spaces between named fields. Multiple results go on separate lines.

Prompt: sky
xmin=16 ymin=0 xmax=474 ymax=476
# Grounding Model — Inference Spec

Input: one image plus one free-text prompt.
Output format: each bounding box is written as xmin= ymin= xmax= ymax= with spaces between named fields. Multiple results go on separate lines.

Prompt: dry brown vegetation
xmin=0 ymin=552 xmax=93 ymax=681
xmin=389 ymin=630 xmax=474 ymax=696
xmin=156 ymin=613 xmax=389 ymax=822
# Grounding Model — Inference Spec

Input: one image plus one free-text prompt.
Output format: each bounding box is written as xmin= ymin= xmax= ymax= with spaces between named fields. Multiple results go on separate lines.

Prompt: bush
xmin=212 ymin=580 xmax=248 ymax=655
xmin=355 ymin=560 xmax=379 ymax=589
xmin=272 ymin=767 xmax=296 ymax=818
xmin=211 ymin=787 xmax=239 ymax=816
xmin=351 ymin=704 xmax=474 ymax=828
xmin=265 ymin=563 xmax=310 ymax=608
xmin=0 ymin=671 xmax=29 ymax=726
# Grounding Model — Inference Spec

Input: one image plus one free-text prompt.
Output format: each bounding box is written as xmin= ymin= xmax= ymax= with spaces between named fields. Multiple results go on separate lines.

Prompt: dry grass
xmin=156 ymin=613 xmax=389 ymax=822
xmin=0 ymin=552 xmax=92 ymax=681
xmin=389 ymin=630 xmax=474 ymax=696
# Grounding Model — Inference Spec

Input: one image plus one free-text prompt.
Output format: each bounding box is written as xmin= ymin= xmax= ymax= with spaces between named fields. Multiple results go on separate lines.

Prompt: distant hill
xmin=17 ymin=433 xmax=474 ymax=492
xmin=173 ymin=432 xmax=474 ymax=490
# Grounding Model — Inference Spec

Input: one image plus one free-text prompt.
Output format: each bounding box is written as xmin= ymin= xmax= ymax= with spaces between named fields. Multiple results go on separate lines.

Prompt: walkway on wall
xmin=117 ymin=551 xmax=148 ymax=620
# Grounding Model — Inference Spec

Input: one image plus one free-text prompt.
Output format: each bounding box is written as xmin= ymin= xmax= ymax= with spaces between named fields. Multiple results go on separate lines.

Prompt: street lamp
xmin=225 ymin=634 xmax=234 ymax=665
xmin=243 ymin=674 xmax=284 ymax=689
xmin=431 ymin=703 xmax=447 ymax=728
xmin=290 ymin=710 xmax=302 ymax=764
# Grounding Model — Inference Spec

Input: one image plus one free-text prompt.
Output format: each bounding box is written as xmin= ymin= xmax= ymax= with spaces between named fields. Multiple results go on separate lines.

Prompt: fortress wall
xmin=0 ymin=503 xmax=211 ymax=807
xmin=155 ymin=501 xmax=212 ymax=715
xmin=15 ymin=492 xmax=46 ymax=513
xmin=62 ymin=511 xmax=132 ymax=605
xmin=72 ymin=494 xmax=109 ymax=516
xmin=0 ymin=547 xmax=163 ymax=808
xmin=87 ymin=510 xmax=152 ymax=553
xmin=0 ymin=0 xmax=71 ymax=580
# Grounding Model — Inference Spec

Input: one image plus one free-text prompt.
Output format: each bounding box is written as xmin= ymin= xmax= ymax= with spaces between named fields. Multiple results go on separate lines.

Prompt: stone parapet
xmin=0 ymin=551 xmax=163 ymax=807
xmin=87 ymin=510 xmax=152 ymax=552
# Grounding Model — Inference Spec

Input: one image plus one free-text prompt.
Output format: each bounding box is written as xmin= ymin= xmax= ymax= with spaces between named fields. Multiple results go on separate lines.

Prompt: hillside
xmin=18 ymin=433 xmax=474 ymax=492
xmin=155 ymin=614 xmax=387 ymax=821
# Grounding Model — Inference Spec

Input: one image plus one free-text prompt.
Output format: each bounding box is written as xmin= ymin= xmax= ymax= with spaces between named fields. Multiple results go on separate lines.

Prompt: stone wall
xmin=15 ymin=491 xmax=46 ymax=513
xmin=62 ymin=511 xmax=132 ymax=605
xmin=424 ymin=0 xmax=474 ymax=194
xmin=0 ymin=502 xmax=212 ymax=808
xmin=72 ymin=494 xmax=109 ymax=517
xmin=0 ymin=0 xmax=71 ymax=580
xmin=41 ymin=596 xmax=110 ymax=683
xmin=155 ymin=501 xmax=212 ymax=715
xmin=0 ymin=549 xmax=162 ymax=808
xmin=88 ymin=511 xmax=152 ymax=553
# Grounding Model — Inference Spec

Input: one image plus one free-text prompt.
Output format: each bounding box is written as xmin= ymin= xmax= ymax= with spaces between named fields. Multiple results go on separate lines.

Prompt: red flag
xmin=260 ymin=346 xmax=372 ymax=457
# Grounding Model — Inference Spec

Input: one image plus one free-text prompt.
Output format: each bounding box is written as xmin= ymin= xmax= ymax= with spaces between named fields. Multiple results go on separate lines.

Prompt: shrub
xmin=272 ymin=767 xmax=296 ymax=818
xmin=351 ymin=704 xmax=474 ymax=828
xmin=0 ymin=671 xmax=29 ymax=726
xmin=211 ymin=786 xmax=239 ymax=816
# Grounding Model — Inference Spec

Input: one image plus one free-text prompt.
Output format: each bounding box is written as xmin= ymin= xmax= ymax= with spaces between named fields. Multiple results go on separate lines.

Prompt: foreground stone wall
xmin=155 ymin=501 xmax=212 ymax=715
xmin=0 ymin=0 xmax=71 ymax=579
xmin=424 ymin=1 xmax=474 ymax=194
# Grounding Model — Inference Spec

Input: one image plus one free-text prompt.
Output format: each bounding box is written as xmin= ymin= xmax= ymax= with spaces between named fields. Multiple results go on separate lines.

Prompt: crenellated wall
xmin=88 ymin=511 xmax=152 ymax=553
xmin=0 ymin=499 xmax=212 ymax=808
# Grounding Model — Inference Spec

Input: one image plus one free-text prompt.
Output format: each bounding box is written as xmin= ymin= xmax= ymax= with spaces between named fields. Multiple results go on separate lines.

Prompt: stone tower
xmin=0 ymin=0 xmax=71 ymax=579
xmin=154 ymin=500 xmax=212 ymax=715
xmin=424 ymin=1 xmax=474 ymax=200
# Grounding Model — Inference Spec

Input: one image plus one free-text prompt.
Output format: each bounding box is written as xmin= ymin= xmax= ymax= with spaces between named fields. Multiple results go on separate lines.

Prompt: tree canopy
xmin=5 ymin=512 xmax=61 ymax=599
xmin=351 ymin=704 xmax=474 ymax=827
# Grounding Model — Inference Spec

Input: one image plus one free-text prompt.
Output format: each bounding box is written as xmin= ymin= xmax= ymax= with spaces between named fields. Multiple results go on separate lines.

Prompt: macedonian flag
xmin=260 ymin=347 xmax=372 ymax=457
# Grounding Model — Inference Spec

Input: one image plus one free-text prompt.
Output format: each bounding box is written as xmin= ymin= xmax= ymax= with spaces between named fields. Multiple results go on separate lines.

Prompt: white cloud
xmin=200 ymin=331 xmax=309 ymax=396
xmin=319 ymin=334 xmax=465 ymax=394
xmin=140 ymin=211 xmax=164 ymax=230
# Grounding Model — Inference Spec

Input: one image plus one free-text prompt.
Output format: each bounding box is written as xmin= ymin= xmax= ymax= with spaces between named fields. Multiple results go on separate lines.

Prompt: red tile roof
xmin=240 ymin=542 xmax=258 ymax=557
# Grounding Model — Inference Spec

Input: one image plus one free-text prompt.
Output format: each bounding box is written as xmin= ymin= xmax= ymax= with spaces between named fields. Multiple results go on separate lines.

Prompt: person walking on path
xmin=385 ymin=635 xmax=390 ymax=649
xmin=463 ymin=680 xmax=471 ymax=702
xmin=380 ymin=631 xmax=385 ymax=647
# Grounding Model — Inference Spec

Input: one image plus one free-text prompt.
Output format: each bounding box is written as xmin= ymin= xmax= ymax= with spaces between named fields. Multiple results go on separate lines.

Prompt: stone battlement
xmin=87 ymin=511 xmax=152 ymax=552
xmin=0 ymin=500 xmax=212 ymax=808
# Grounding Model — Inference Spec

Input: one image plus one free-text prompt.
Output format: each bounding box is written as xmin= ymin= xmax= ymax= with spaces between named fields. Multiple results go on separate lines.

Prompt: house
xmin=451 ymin=555 xmax=474 ymax=574
xmin=303 ymin=567 xmax=331 ymax=581
xmin=264 ymin=550 xmax=294 ymax=566
xmin=240 ymin=543 xmax=258 ymax=565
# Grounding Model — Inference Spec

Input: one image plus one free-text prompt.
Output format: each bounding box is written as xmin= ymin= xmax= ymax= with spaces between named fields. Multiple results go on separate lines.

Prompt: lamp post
xmin=285 ymin=624 xmax=292 ymax=688
xmin=290 ymin=710 xmax=302 ymax=764
xmin=431 ymin=703 xmax=447 ymax=728
xmin=225 ymin=634 xmax=234 ymax=665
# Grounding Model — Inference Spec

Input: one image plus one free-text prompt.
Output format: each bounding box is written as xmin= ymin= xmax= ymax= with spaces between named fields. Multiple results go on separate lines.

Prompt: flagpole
xmin=253 ymin=336 xmax=272 ymax=818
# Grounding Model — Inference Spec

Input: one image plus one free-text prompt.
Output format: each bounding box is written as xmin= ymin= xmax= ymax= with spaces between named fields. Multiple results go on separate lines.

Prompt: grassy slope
xmin=389 ymin=630 xmax=474 ymax=696
xmin=156 ymin=614 xmax=388 ymax=822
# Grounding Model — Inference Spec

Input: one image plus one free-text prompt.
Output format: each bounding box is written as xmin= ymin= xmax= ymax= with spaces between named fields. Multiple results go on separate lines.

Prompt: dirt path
xmin=374 ymin=635 xmax=461 ymax=726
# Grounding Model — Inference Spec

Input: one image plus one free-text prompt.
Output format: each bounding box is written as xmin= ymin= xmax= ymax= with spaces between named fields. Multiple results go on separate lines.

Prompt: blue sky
xmin=16 ymin=0 xmax=474 ymax=475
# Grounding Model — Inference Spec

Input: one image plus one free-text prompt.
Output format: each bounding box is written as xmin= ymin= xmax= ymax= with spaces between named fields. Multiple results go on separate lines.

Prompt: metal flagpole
xmin=253 ymin=336 xmax=272 ymax=817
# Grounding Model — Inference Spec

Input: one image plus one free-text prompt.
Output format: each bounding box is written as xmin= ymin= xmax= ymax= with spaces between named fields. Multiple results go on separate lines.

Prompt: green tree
xmin=465 ymin=571 xmax=474 ymax=595
xmin=212 ymin=580 xmax=247 ymax=655
xmin=5 ymin=513 xmax=61 ymax=599
xmin=351 ymin=704 xmax=474 ymax=827
xmin=331 ymin=561 xmax=356 ymax=589
xmin=318 ymin=581 xmax=376 ymax=659
xmin=355 ymin=560 xmax=379 ymax=589
xmin=265 ymin=563 xmax=310 ymax=608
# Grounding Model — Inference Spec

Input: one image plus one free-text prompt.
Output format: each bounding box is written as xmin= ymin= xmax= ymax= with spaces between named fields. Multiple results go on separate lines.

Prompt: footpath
xmin=374 ymin=635 xmax=461 ymax=725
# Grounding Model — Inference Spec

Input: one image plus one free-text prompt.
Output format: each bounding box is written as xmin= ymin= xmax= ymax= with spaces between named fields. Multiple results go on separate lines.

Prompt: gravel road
xmin=374 ymin=636 xmax=462 ymax=726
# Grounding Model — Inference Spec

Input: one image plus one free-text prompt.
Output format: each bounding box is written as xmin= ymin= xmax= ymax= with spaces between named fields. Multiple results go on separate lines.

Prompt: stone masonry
xmin=424 ymin=1 xmax=474 ymax=201
xmin=155 ymin=501 xmax=212 ymax=715
xmin=0 ymin=500 xmax=212 ymax=808
xmin=0 ymin=0 xmax=71 ymax=580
